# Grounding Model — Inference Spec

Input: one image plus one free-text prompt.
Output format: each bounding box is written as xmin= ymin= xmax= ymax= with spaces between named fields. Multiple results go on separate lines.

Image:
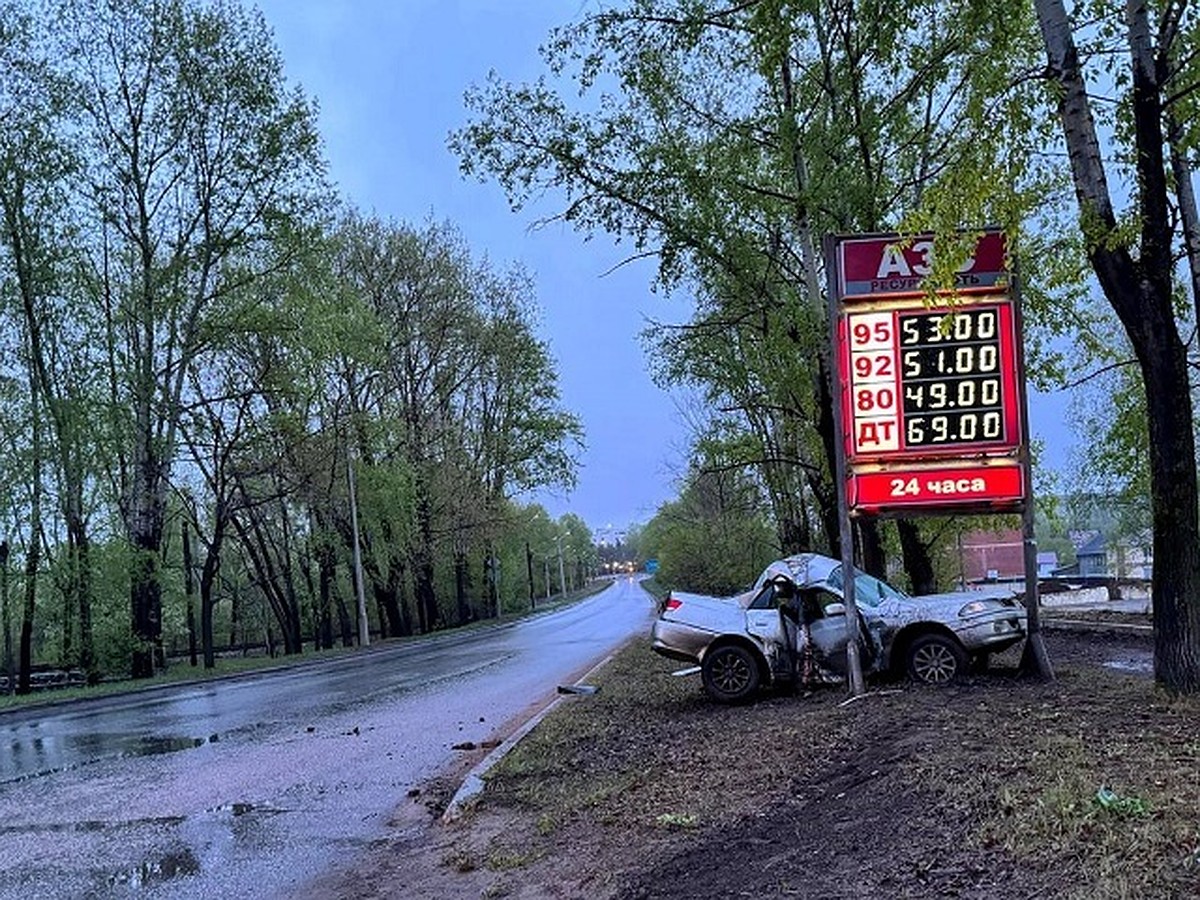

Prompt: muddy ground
xmin=304 ymin=625 xmax=1200 ymax=899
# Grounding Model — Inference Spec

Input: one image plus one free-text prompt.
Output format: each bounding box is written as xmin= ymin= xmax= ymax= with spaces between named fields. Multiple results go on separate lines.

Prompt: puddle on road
xmin=71 ymin=732 xmax=211 ymax=758
xmin=0 ymin=814 xmax=186 ymax=836
xmin=108 ymin=848 xmax=201 ymax=890
xmin=99 ymin=803 xmax=289 ymax=891
xmin=205 ymin=801 xmax=286 ymax=818
xmin=2 ymin=732 xmax=219 ymax=784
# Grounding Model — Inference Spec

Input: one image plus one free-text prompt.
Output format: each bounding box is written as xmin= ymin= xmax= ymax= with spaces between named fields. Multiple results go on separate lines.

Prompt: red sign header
xmin=837 ymin=231 xmax=1008 ymax=300
xmin=848 ymin=463 xmax=1025 ymax=515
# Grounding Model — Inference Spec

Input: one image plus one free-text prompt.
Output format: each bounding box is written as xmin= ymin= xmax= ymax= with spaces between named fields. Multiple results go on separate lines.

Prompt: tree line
xmin=454 ymin=0 xmax=1200 ymax=692
xmin=0 ymin=0 xmax=586 ymax=691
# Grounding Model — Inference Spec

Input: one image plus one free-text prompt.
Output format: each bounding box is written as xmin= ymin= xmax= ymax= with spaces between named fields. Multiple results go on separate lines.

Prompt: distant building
xmin=1054 ymin=531 xmax=1152 ymax=579
xmin=1074 ymin=531 xmax=1109 ymax=577
xmin=593 ymin=525 xmax=628 ymax=548
xmin=958 ymin=529 xmax=1024 ymax=582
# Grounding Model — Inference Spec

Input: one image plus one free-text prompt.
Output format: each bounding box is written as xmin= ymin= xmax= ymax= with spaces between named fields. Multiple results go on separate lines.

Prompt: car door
xmin=803 ymin=588 xmax=852 ymax=675
xmin=744 ymin=584 xmax=791 ymax=676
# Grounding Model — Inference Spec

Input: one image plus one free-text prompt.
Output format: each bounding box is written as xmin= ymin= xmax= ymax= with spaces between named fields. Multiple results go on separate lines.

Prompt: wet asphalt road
xmin=0 ymin=578 xmax=656 ymax=898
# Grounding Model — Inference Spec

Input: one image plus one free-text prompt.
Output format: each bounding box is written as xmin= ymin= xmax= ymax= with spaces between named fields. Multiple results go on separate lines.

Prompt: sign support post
xmin=825 ymin=235 xmax=867 ymax=697
xmin=1012 ymin=267 xmax=1054 ymax=679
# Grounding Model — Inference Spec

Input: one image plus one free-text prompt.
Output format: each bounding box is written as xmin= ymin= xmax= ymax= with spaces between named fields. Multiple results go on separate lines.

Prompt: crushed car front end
xmin=945 ymin=593 xmax=1028 ymax=654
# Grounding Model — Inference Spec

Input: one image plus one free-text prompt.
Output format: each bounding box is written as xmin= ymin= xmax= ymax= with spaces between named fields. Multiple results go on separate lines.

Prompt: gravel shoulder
xmin=304 ymin=626 xmax=1200 ymax=899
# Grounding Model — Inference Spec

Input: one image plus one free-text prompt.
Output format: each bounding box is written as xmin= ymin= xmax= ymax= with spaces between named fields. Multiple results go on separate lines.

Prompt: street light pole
xmin=347 ymin=454 xmax=370 ymax=648
xmin=556 ymin=534 xmax=567 ymax=597
xmin=526 ymin=541 xmax=535 ymax=610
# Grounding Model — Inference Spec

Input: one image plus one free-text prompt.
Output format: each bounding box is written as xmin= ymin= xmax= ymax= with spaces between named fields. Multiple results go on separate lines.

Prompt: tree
xmin=177 ymin=361 xmax=257 ymax=668
xmin=0 ymin=1 xmax=89 ymax=689
xmin=0 ymin=1 xmax=589 ymax=682
xmin=57 ymin=0 xmax=325 ymax=676
xmin=640 ymin=459 xmax=776 ymax=595
xmin=1034 ymin=0 xmax=1200 ymax=692
xmin=327 ymin=213 xmax=580 ymax=632
xmin=451 ymin=0 xmax=1048 ymax=590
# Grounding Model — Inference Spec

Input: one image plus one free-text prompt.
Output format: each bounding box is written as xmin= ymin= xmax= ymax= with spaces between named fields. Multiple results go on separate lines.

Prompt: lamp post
xmin=339 ymin=373 xmax=377 ymax=649
xmin=526 ymin=541 xmax=535 ymax=610
xmin=346 ymin=452 xmax=369 ymax=648
xmin=556 ymin=532 xmax=568 ymax=597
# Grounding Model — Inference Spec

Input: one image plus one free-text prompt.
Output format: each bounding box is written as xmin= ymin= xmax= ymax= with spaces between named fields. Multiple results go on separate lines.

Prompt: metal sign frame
xmin=823 ymin=228 xmax=1052 ymax=694
xmin=831 ymin=230 xmax=1027 ymax=517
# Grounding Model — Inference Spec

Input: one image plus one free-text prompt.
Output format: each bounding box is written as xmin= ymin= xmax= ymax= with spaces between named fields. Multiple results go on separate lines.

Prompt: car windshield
xmin=827 ymin=565 xmax=909 ymax=608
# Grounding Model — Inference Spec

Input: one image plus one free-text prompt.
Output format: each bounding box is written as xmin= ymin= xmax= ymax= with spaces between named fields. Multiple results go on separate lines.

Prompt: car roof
xmin=755 ymin=553 xmax=841 ymax=589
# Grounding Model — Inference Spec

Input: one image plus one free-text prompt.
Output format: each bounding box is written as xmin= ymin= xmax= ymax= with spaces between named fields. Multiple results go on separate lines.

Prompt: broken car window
xmin=826 ymin=566 xmax=908 ymax=609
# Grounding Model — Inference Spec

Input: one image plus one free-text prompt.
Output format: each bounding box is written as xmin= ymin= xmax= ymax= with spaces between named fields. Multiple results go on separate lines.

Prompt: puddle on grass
xmin=1103 ymin=656 xmax=1153 ymax=674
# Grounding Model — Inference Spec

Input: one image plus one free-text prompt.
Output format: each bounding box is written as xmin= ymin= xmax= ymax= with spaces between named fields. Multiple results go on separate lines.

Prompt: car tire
xmin=906 ymin=634 xmax=967 ymax=685
xmin=701 ymin=644 xmax=760 ymax=703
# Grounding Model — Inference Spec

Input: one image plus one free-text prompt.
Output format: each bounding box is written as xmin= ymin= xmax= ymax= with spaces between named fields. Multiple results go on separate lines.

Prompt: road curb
xmin=1043 ymin=618 xmax=1153 ymax=635
xmin=441 ymin=651 xmax=618 ymax=824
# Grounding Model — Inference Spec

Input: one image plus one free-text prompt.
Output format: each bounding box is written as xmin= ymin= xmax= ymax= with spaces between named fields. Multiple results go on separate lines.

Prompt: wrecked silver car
xmin=651 ymin=553 xmax=1027 ymax=703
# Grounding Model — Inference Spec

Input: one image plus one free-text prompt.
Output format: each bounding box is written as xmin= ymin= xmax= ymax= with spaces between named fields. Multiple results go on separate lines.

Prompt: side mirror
xmin=824 ymin=602 xmax=846 ymax=616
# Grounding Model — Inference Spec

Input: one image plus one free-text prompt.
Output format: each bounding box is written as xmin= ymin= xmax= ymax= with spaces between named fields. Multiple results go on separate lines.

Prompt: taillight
xmin=664 ymin=597 xmax=682 ymax=612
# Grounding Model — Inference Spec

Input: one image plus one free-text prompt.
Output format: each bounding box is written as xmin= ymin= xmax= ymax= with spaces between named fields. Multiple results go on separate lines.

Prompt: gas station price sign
xmin=828 ymin=230 xmax=1028 ymax=514
xmin=843 ymin=301 xmax=1021 ymax=458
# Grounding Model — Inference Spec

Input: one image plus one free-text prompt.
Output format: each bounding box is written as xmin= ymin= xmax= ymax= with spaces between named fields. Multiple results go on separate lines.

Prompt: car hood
xmin=869 ymin=587 xmax=1023 ymax=622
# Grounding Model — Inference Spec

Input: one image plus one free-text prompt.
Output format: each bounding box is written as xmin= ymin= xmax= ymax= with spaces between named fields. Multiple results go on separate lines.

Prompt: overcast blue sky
xmin=256 ymin=0 xmax=686 ymax=533
xmin=254 ymin=0 xmax=1073 ymax=531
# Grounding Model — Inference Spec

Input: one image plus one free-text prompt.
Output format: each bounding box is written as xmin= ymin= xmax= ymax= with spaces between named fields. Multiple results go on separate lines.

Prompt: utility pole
xmin=526 ymin=541 xmax=535 ymax=609
xmin=347 ymin=455 xmax=370 ymax=648
xmin=556 ymin=533 xmax=567 ymax=597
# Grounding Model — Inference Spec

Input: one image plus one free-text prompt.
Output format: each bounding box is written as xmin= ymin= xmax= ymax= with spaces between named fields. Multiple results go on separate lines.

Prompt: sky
xmin=254 ymin=0 xmax=1073 ymax=533
xmin=255 ymin=0 xmax=686 ymax=533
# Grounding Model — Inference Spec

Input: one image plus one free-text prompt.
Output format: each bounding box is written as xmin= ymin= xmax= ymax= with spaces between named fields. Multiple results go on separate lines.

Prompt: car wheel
xmin=907 ymin=634 xmax=967 ymax=685
xmin=701 ymin=644 xmax=760 ymax=703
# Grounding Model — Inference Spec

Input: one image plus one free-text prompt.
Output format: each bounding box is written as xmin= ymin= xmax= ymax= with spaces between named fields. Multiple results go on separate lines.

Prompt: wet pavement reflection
xmin=3 ymin=729 xmax=213 ymax=783
xmin=0 ymin=578 xmax=655 ymax=899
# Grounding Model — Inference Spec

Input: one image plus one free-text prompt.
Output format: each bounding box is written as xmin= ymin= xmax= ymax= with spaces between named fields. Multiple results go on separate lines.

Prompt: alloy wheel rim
xmin=913 ymin=644 xmax=957 ymax=683
xmin=712 ymin=652 xmax=751 ymax=694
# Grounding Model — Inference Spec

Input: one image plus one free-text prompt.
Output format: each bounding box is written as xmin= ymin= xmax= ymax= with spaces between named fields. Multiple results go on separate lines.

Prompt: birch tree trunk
xmin=1035 ymin=0 xmax=1200 ymax=692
